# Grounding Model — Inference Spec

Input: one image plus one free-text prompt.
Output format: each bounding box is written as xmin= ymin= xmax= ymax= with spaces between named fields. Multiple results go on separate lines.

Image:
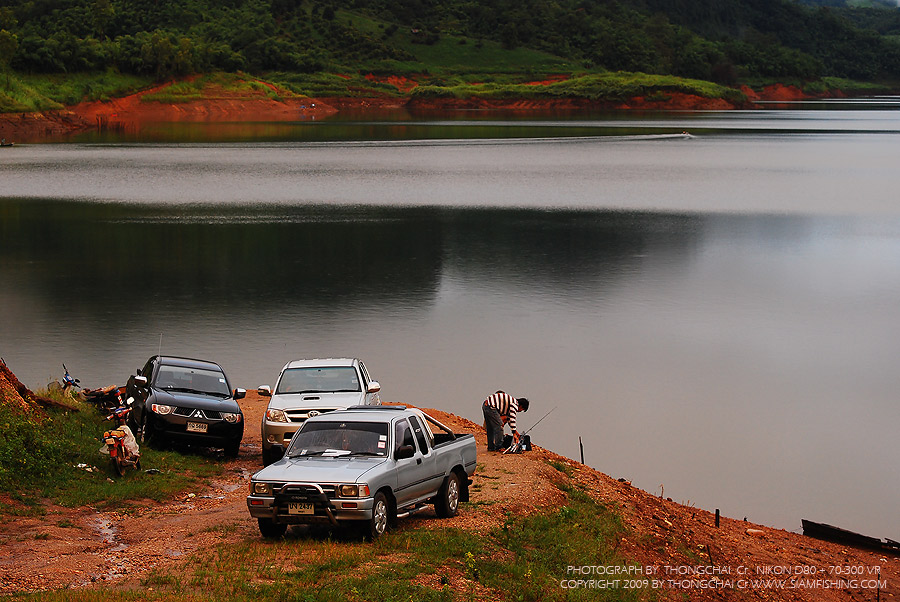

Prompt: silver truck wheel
xmin=368 ymin=492 xmax=389 ymax=538
xmin=435 ymin=472 xmax=460 ymax=518
xmin=258 ymin=518 xmax=287 ymax=539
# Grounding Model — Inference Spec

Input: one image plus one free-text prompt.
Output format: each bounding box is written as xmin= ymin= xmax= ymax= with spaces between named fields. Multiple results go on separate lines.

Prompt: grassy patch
xmin=266 ymin=71 xmax=399 ymax=97
xmin=812 ymin=77 xmax=890 ymax=95
xmin=0 ymin=76 xmax=65 ymax=112
xmin=412 ymin=71 xmax=746 ymax=104
xmin=0 ymin=389 xmax=226 ymax=513
xmin=481 ymin=486 xmax=648 ymax=601
xmin=14 ymin=72 xmax=150 ymax=107
xmin=1 ymin=70 xmax=149 ymax=112
xmin=547 ymin=459 xmax=574 ymax=477
xmin=140 ymin=72 xmax=300 ymax=103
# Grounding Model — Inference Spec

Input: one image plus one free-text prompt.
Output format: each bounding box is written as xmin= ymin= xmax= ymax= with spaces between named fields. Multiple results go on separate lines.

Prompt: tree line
xmin=1 ymin=0 xmax=899 ymax=83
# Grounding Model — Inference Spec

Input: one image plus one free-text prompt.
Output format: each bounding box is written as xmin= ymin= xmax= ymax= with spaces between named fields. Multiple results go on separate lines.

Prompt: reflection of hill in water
xmin=0 ymin=201 xmax=702 ymax=318
xmin=0 ymin=202 xmax=444 ymax=315
xmin=441 ymin=209 xmax=701 ymax=298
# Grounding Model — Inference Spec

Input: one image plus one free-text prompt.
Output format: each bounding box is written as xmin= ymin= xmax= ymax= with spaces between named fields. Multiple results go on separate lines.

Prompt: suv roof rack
xmin=344 ymin=405 xmax=407 ymax=411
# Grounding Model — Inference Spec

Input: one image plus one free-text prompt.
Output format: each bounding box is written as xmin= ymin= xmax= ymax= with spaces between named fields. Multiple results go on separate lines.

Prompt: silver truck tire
xmin=435 ymin=472 xmax=460 ymax=518
xmin=366 ymin=492 xmax=390 ymax=539
xmin=258 ymin=518 xmax=287 ymax=539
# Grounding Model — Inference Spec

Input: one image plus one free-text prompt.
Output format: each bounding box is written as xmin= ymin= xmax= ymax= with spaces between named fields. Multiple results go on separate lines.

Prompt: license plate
xmin=186 ymin=421 xmax=208 ymax=433
xmin=288 ymin=502 xmax=314 ymax=515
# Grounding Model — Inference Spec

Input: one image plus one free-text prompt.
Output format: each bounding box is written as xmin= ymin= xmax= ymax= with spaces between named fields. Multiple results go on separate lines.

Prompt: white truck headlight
xmin=266 ymin=409 xmax=288 ymax=422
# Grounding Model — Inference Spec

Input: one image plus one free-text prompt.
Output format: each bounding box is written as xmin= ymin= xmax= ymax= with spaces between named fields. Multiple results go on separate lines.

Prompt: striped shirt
xmin=483 ymin=391 xmax=519 ymax=432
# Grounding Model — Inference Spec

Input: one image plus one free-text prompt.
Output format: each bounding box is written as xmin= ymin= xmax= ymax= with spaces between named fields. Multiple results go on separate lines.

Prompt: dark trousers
xmin=482 ymin=403 xmax=504 ymax=451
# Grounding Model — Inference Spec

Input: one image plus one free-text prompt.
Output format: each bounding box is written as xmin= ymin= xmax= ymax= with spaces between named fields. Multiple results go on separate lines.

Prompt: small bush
xmin=0 ymin=402 xmax=65 ymax=491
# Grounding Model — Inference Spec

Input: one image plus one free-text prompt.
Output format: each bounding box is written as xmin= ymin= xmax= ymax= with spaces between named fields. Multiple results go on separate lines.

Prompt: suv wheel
xmin=224 ymin=440 xmax=240 ymax=458
xmin=140 ymin=414 xmax=153 ymax=445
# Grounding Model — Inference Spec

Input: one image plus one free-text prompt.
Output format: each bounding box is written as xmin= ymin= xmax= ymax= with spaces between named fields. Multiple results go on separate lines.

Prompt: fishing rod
xmin=521 ymin=405 xmax=557 ymax=436
xmin=504 ymin=405 xmax=557 ymax=454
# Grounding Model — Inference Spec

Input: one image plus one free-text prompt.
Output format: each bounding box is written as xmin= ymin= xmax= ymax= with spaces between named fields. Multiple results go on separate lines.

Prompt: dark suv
xmin=127 ymin=355 xmax=245 ymax=457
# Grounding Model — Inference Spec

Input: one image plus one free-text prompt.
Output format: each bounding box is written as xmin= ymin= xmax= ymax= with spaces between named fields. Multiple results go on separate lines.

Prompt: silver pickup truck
xmin=247 ymin=405 xmax=477 ymax=538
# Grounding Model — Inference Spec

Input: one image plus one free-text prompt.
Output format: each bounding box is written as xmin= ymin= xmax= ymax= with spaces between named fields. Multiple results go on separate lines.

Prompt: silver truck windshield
xmin=288 ymin=421 xmax=389 ymax=457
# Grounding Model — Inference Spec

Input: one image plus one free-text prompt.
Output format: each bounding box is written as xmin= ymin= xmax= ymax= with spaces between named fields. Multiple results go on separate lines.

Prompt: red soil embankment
xmin=70 ymin=79 xmax=337 ymax=131
xmin=0 ymin=78 xmax=338 ymax=141
xmin=0 ymin=110 xmax=91 ymax=141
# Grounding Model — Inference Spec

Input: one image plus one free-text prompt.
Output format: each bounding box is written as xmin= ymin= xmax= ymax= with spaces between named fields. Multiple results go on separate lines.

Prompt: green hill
xmin=0 ymin=0 xmax=899 ymax=107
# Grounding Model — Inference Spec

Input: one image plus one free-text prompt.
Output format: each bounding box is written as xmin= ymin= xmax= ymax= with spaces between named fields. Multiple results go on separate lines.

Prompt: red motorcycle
xmin=102 ymin=403 xmax=142 ymax=476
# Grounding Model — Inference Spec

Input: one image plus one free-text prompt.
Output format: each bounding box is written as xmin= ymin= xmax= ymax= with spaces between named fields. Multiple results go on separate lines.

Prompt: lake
xmin=1 ymin=100 xmax=899 ymax=540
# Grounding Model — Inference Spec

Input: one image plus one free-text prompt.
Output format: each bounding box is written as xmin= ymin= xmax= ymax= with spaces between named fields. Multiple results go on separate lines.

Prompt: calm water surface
xmin=1 ymin=103 xmax=899 ymax=540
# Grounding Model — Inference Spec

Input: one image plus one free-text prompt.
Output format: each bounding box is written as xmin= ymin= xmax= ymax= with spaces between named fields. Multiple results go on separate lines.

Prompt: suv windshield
xmin=287 ymin=421 xmax=388 ymax=457
xmin=276 ymin=366 xmax=360 ymax=395
xmin=154 ymin=365 xmax=230 ymax=397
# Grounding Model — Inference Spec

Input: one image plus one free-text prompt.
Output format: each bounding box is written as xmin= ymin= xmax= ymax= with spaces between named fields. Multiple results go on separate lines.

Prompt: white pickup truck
xmin=247 ymin=406 xmax=477 ymax=538
xmin=259 ymin=358 xmax=381 ymax=466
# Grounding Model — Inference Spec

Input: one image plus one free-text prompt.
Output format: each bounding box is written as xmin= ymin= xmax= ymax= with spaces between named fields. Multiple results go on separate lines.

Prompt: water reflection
xmin=0 ymin=202 xmax=703 ymax=316
xmin=0 ymin=202 xmax=444 ymax=314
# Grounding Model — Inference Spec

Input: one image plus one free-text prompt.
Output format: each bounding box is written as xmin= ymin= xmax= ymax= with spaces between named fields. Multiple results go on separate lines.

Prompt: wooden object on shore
xmin=802 ymin=519 xmax=899 ymax=555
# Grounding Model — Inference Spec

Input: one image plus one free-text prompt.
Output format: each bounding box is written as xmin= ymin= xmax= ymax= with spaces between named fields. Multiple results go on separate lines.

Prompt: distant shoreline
xmin=0 ymin=81 xmax=838 ymax=143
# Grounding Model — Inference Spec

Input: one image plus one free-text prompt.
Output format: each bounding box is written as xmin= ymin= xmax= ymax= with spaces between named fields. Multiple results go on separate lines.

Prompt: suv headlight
xmin=338 ymin=484 xmax=370 ymax=498
xmin=150 ymin=404 xmax=174 ymax=415
xmin=251 ymin=482 xmax=272 ymax=496
xmin=266 ymin=408 xmax=288 ymax=422
xmin=222 ymin=412 xmax=242 ymax=424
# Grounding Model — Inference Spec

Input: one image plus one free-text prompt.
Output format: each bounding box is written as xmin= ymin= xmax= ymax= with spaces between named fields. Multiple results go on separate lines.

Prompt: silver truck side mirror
xmin=395 ymin=445 xmax=415 ymax=460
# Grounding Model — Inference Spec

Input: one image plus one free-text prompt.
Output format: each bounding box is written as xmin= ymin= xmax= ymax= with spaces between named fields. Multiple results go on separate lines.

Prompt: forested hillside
xmin=1 ymin=0 xmax=899 ymax=85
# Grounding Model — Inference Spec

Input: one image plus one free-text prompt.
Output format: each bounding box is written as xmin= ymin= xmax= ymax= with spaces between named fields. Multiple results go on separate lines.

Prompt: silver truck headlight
xmin=265 ymin=408 xmax=288 ymax=422
xmin=251 ymin=482 xmax=272 ymax=496
xmin=222 ymin=412 xmax=242 ymax=423
xmin=338 ymin=484 xmax=370 ymax=498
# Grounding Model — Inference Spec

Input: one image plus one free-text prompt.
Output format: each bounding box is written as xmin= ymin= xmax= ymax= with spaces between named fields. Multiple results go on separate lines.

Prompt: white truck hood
xmin=266 ymin=391 xmax=366 ymax=411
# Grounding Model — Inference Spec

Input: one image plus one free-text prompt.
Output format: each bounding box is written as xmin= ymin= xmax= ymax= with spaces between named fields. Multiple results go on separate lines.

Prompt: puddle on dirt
xmin=76 ymin=514 xmax=132 ymax=587
xmin=90 ymin=515 xmax=127 ymax=552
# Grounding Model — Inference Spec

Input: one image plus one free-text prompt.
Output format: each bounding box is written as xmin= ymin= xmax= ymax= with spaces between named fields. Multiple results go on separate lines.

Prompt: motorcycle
xmin=48 ymin=363 xmax=82 ymax=395
xmin=83 ymin=384 xmax=127 ymax=413
xmin=101 ymin=400 xmax=142 ymax=477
